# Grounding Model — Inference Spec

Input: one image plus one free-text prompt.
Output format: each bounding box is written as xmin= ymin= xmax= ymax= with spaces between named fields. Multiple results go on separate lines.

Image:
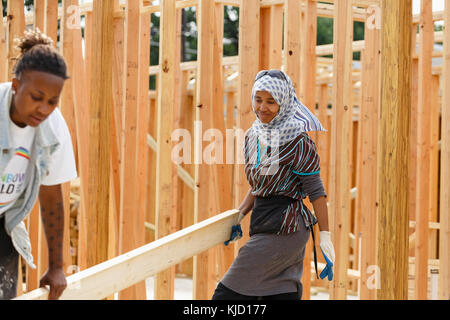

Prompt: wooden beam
xmin=154 ymin=0 xmax=177 ymax=300
xmin=87 ymin=0 xmax=113 ymax=269
xmin=234 ymin=0 xmax=259 ymax=252
xmin=284 ymin=0 xmax=301 ymax=93
xmin=193 ymin=0 xmax=218 ymax=300
xmin=118 ymin=0 xmax=146 ymax=300
xmin=15 ymin=210 xmax=240 ymax=300
xmin=329 ymin=0 xmax=353 ymax=300
xmin=415 ymin=0 xmax=433 ymax=300
xmin=7 ymin=0 xmax=25 ymax=80
xmin=440 ymin=0 xmax=450 ymax=301
xmin=44 ymin=0 xmax=58 ymax=48
xmin=358 ymin=14 xmax=380 ymax=300
xmin=377 ymin=0 xmax=411 ymax=300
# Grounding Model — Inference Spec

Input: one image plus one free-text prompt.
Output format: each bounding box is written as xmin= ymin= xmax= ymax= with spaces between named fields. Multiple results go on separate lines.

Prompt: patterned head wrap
xmin=250 ymin=69 xmax=326 ymax=147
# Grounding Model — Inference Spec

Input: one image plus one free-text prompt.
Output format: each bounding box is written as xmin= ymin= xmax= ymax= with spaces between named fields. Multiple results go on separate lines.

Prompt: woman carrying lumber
xmin=212 ymin=69 xmax=335 ymax=300
xmin=0 ymin=29 xmax=77 ymax=300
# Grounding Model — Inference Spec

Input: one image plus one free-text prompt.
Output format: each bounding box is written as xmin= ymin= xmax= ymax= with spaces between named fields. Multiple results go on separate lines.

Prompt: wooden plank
xmin=284 ymin=0 xmax=301 ymax=92
xmin=329 ymin=0 xmax=353 ymax=300
xmin=71 ymin=1 xmax=91 ymax=272
xmin=358 ymin=10 xmax=380 ymax=300
xmin=87 ymin=0 xmax=113 ymax=271
xmin=212 ymin=2 xmax=234 ymax=282
xmin=377 ymin=0 xmax=411 ymax=300
xmin=154 ymin=0 xmax=177 ymax=300
xmin=234 ymin=0 xmax=259 ymax=253
xmin=136 ymin=4 xmax=151 ymax=269
xmin=44 ymin=0 xmax=58 ymax=48
xmin=193 ymin=0 xmax=218 ymax=300
xmin=429 ymin=74 xmax=440 ymax=259
xmin=440 ymin=0 xmax=450 ymax=300
xmin=415 ymin=0 xmax=433 ymax=300
xmin=15 ymin=210 xmax=240 ymax=300
xmin=7 ymin=0 xmax=25 ymax=80
xmin=118 ymin=0 xmax=146 ymax=300
xmin=60 ymin=0 xmax=80 ymax=276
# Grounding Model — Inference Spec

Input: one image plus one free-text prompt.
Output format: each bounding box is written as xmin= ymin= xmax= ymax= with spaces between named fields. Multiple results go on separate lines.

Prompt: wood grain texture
xmin=377 ymin=0 xmax=412 ymax=300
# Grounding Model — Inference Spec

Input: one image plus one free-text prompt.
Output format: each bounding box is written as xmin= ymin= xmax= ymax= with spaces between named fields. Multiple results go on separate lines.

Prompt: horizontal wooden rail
xmin=15 ymin=209 xmax=240 ymax=300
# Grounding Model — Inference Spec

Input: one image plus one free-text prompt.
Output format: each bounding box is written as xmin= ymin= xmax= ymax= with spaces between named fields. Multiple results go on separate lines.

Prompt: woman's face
xmin=10 ymin=70 xmax=65 ymax=128
xmin=254 ymin=90 xmax=280 ymax=124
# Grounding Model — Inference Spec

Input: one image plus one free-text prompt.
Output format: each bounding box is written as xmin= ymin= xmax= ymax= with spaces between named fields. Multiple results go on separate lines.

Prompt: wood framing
xmin=377 ymin=0 xmax=412 ymax=300
xmin=329 ymin=0 xmax=353 ymax=300
xmin=440 ymin=0 xmax=450 ymax=300
xmin=87 ymin=0 xmax=114 ymax=270
xmin=154 ymin=0 xmax=177 ymax=300
xmin=358 ymin=11 xmax=380 ymax=300
xmin=415 ymin=0 xmax=433 ymax=299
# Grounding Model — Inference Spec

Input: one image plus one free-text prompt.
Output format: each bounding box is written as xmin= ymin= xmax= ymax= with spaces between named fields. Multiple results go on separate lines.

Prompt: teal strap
xmin=292 ymin=170 xmax=320 ymax=176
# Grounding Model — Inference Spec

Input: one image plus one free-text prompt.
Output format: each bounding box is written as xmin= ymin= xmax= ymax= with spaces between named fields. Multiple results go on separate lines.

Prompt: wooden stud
xmin=87 ymin=0 xmax=114 ymax=272
xmin=118 ymin=0 xmax=146 ymax=300
xmin=329 ymin=0 xmax=353 ymax=300
xmin=440 ymin=0 xmax=450 ymax=300
xmin=61 ymin=0 xmax=80 ymax=276
xmin=193 ymin=0 xmax=217 ymax=300
xmin=358 ymin=11 xmax=380 ymax=300
xmin=415 ymin=0 xmax=433 ymax=300
xmin=6 ymin=0 xmax=25 ymax=80
xmin=154 ymin=0 xmax=177 ymax=300
xmin=284 ymin=0 xmax=301 ymax=93
xmin=44 ymin=0 xmax=58 ymax=46
xmin=377 ymin=0 xmax=411 ymax=300
xmin=234 ymin=0 xmax=260 ymax=253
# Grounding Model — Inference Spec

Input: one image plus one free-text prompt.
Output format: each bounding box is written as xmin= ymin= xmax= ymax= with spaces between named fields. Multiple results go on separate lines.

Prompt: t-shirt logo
xmin=0 ymin=147 xmax=31 ymax=214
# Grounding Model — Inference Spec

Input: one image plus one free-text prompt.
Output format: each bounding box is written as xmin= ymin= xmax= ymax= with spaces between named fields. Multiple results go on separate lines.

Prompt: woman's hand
xmin=319 ymin=230 xmax=335 ymax=281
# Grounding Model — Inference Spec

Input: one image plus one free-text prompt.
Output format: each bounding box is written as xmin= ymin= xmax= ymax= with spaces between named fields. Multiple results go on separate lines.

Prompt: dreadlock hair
xmin=13 ymin=28 xmax=69 ymax=80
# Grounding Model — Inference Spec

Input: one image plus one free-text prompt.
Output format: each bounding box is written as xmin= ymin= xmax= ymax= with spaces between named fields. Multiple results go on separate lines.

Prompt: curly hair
xmin=12 ymin=28 xmax=69 ymax=80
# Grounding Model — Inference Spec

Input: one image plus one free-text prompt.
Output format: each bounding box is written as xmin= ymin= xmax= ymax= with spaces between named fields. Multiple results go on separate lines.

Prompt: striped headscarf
xmin=250 ymin=69 xmax=326 ymax=147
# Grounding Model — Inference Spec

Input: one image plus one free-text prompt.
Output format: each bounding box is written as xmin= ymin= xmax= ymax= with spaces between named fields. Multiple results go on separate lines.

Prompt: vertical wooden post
xmin=118 ymin=0 xmax=146 ymax=300
xmin=193 ymin=0 xmax=217 ymax=300
xmin=300 ymin=0 xmax=318 ymax=300
xmin=234 ymin=0 xmax=259 ymax=253
xmin=359 ymin=14 xmax=381 ymax=300
xmin=377 ymin=0 xmax=411 ymax=300
xmin=87 ymin=0 xmax=113 ymax=269
xmin=44 ymin=0 xmax=58 ymax=46
xmin=284 ymin=0 xmax=301 ymax=93
xmin=154 ymin=0 xmax=176 ymax=300
xmin=60 ymin=0 xmax=79 ymax=276
xmin=329 ymin=0 xmax=353 ymax=300
xmin=71 ymin=3 xmax=90 ymax=272
xmin=212 ymin=2 xmax=234 ymax=282
xmin=415 ymin=0 xmax=433 ymax=300
xmin=440 ymin=0 xmax=450 ymax=300
xmin=7 ymin=0 xmax=25 ymax=80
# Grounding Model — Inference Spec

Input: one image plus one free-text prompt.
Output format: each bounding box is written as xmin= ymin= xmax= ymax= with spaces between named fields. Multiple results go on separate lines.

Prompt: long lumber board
xmin=15 ymin=209 xmax=240 ymax=300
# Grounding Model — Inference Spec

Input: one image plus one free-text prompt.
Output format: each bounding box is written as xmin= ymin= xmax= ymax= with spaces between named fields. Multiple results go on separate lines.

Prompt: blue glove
xmin=320 ymin=248 xmax=334 ymax=281
xmin=224 ymin=224 xmax=243 ymax=246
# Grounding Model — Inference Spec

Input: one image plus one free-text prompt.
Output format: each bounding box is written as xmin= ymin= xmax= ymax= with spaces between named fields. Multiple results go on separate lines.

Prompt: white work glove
xmin=319 ymin=231 xmax=335 ymax=281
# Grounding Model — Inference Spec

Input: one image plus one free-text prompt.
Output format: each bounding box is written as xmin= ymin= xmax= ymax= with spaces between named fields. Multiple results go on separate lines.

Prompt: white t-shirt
xmin=0 ymin=108 xmax=77 ymax=216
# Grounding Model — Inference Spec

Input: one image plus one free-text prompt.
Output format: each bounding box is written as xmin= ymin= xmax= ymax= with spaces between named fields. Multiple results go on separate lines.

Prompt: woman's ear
xmin=11 ymin=77 xmax=20 ymax=93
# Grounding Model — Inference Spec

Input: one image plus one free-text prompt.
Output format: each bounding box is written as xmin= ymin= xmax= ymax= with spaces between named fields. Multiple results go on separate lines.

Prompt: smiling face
xmin=253 ymin=90 xmax=280 ymax=124
xmin=10 ymin=70 xmax=65 ymax=128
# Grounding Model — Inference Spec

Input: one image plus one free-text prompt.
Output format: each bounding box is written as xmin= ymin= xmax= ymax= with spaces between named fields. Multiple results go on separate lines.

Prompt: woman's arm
xmin=38 ymin=184 xmax=67 ymax=299
xmin=238 ymin=188 xmax=255 ymax=217
xmin=311 ymin=195 xmax=329 ymax=231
